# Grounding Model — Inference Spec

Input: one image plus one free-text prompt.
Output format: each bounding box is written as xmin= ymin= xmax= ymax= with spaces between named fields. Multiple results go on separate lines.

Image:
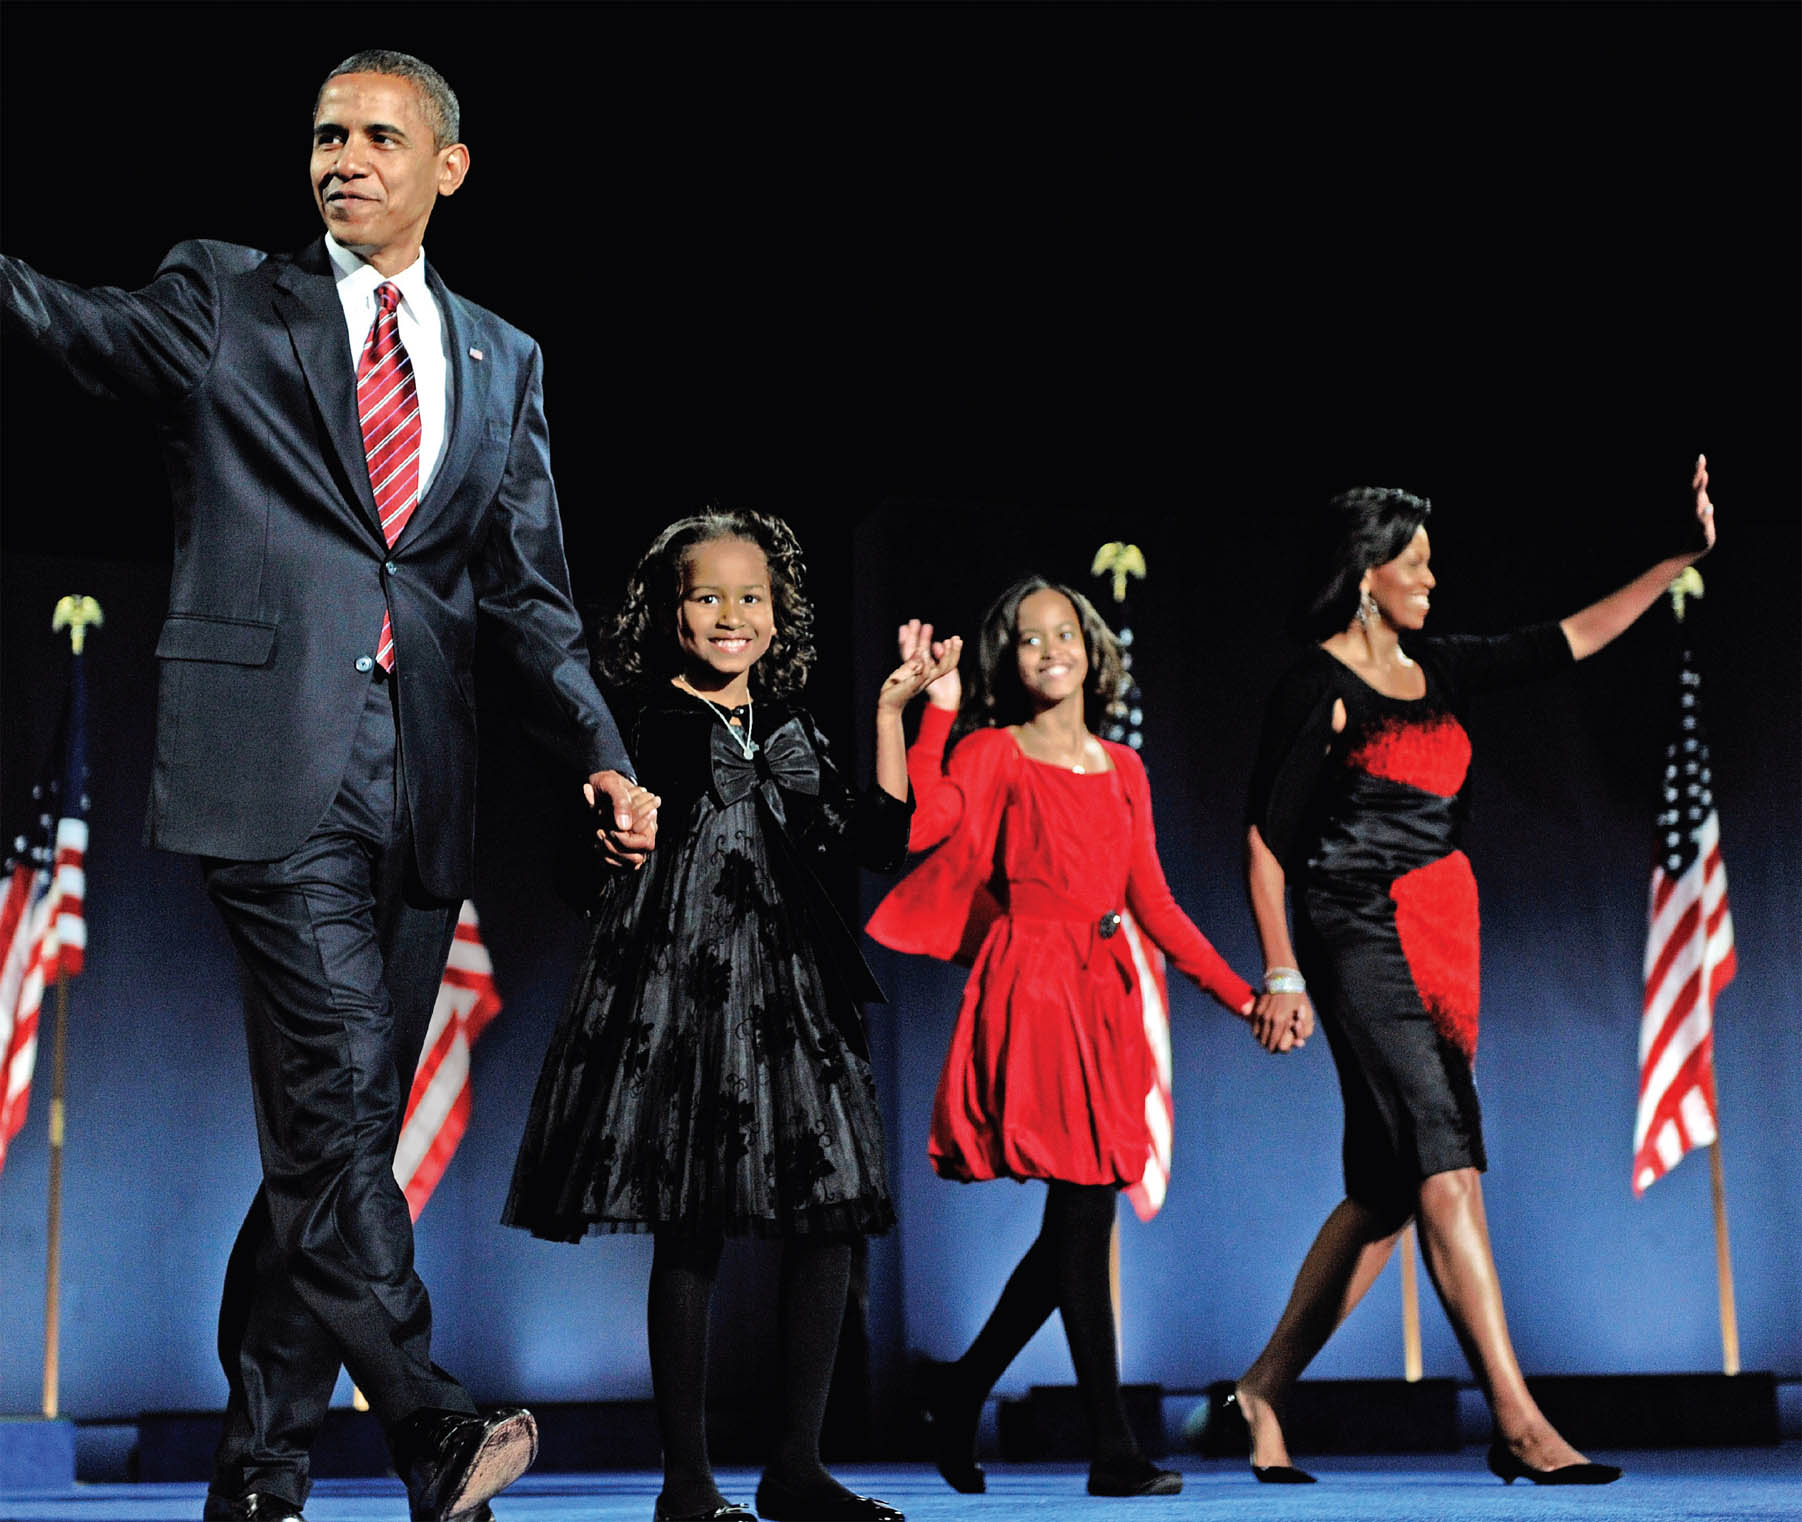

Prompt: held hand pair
xmin=588 ymin=769 xmax=659 ymax=869
xmin=897 ymin=619 xmax=963 ymax=711
xmin=1249 ymin=968 xmax=1313 ymax=1054
xmin=880 ymin=633 xmax=964 ymax=713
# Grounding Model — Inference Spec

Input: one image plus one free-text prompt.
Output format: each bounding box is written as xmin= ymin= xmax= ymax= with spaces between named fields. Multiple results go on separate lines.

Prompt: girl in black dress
xmin=1225 ymin=461 xmax=1716 ymax=1486
xmin=505 ymin=510 xmax=958 ymax=1522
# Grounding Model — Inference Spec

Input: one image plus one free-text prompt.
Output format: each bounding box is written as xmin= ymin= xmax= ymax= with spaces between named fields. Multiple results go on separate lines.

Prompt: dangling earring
xmin=1357 ymin=590 xmax=1379 ymax=631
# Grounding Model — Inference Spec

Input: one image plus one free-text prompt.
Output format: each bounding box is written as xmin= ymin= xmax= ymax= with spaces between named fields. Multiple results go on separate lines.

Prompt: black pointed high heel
xmin=1200 ymin=1382 xmax=1317 ymax=1483
xmin=1486 ymin=1441 xmax=1621 ymax=1485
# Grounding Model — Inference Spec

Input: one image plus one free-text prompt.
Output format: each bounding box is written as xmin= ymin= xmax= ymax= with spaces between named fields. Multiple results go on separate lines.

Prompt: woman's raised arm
xmin=1560 ymin=455 xmax=1716 ymax=661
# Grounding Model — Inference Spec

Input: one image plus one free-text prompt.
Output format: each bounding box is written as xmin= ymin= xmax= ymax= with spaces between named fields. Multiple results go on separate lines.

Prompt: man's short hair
xmin=318 ymin=50 xmax=461 ymax=149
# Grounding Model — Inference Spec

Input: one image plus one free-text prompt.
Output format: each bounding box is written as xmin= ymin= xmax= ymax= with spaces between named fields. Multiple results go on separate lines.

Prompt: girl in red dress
xmin=868 ymin=577 xmax=1285 ymax=1499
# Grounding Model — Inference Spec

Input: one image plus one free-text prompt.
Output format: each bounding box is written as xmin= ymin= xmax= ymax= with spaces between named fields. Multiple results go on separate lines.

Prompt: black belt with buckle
xmin=1097 ymin=911 xmax=1121 ymax=939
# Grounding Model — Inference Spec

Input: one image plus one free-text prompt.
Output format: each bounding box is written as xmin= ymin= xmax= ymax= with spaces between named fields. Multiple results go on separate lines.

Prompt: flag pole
xmin=1090 ymin=544 xmax=1144 ymax=1370
xmin=41 ymin=595 xmax=102 ymax=1420
xmin=1399 ymin=1223 xmax=1423 ymax=1382
xmin=41 ymin=970 xmax=71 ymax=1418
xmin=1706 ymin=1080 xmax=1740 ymax=1376
xmin=1666 ymin=569 xmax=1739 ymax=1376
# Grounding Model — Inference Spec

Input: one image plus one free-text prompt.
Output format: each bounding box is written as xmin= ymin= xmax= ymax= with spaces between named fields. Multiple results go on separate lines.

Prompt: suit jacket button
xmin=355 ymin=656 xmax=374 ymax=672
xmin=385 ymin=560 xmax=398 ymax=575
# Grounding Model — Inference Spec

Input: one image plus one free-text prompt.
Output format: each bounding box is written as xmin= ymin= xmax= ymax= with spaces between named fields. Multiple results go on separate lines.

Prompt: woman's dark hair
xmin=596 ymin=508 xmax=816 ymax=699
xmin=1293 ymin=486 xmax=1433 ymax=640
xmin=949 ymin=575 xmax=1127 ymax=754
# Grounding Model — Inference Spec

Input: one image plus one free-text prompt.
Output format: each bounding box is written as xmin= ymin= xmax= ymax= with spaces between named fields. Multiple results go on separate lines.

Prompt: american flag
xmin=1 ymin=652 xmax=91 ymax=1177
xmin=392 ymin=900 xmax=503 ymax=1218
xmin=1120 ymin=912 xmax=1173 ymax=1222
xmin=1634 ymin=649 xmax=1735 ymax=1196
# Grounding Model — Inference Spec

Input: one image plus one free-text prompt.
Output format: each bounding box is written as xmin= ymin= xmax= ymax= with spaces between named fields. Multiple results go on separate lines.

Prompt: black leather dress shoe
xmin=753 ymin=1473 xmax=904 ymax=1521
xmin=396 ymin=1407 xmax=538 ymax=1522
xmin=1087 ymin=1454 xmax=1182 ymax=1496
xmin=201 ymin=1493 xmax=305 ymax=1522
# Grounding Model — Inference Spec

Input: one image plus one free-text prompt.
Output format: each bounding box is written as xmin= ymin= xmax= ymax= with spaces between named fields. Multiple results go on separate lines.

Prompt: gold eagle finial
xmin=53 ymin=595 xmax=104 ymax=654
xmin=1090 ymin=542 xmax=1146 ymax=604
xmin=1667 ymin=566 xmax=1705 ymax=624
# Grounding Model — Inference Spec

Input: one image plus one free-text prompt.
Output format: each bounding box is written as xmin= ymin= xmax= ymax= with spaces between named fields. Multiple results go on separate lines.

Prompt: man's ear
xmin=437 ymin=143 xmax=470 ymax=198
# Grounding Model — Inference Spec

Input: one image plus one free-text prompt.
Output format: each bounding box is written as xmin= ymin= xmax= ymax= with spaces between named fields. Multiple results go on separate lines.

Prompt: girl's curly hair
xmin=596 ymin=508 xmax=816 ymax=700
xmin=949 ymin=575 xmax=1127 ymax=755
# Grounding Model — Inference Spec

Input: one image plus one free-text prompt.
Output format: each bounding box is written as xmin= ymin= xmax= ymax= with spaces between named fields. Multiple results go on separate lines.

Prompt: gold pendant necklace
xmin=1026 ymin=724 xmax=1093 ymax=772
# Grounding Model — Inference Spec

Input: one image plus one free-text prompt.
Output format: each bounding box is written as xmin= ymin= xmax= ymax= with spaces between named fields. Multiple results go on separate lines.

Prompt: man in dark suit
xmin=1 ymin=50 xmax=653 ymax=1522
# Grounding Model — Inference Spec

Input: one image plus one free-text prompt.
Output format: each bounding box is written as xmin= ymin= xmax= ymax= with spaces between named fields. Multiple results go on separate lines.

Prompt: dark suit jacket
xmin=2 ymin=238 xmax=629 ymax=898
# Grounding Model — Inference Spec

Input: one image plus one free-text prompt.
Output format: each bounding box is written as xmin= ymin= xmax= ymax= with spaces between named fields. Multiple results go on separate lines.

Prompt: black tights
xmin=649 ymin=1229 xmax=856 ymax=1514
xmin=948 ymin=1181 xmax=1138 ymax=1463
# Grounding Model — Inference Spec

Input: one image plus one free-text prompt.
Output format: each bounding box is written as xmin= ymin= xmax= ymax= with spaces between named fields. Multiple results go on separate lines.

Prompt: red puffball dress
xmin=867 ymin=706 xmax=1254 ymax=1188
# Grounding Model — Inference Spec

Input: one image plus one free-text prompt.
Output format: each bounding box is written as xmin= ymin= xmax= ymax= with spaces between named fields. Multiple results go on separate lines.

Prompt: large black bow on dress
xmin=709 ymin=713 xmax=820 ymax=808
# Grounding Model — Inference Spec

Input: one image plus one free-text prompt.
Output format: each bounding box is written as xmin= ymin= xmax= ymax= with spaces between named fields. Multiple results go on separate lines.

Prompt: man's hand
xmin=586 ymin=769 xmax=659 ymax=870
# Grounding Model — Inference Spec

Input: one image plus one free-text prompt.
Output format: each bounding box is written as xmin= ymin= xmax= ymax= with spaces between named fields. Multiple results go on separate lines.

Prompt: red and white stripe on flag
xmin=1634 ymin=809 xmax=1735 ymax=1196
xmin=393 ymin=900 xmax=502 ymax=1219
xmin=1 ymin=817 xmax=87 ymax=1175
xmin=1120 ymin=911 xmax=1174 ymax=1222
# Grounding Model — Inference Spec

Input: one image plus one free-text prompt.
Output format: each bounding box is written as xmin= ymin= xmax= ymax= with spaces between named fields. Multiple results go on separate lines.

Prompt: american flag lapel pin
xmin=468 ymin=346 xmax=484 ymax=361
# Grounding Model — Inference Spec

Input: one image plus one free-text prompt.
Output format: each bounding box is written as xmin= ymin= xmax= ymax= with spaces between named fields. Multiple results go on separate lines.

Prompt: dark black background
xmin=5 ymin=3 xmax=1795 ymax=622
xmin=7 ymin=0 xmax=1795 ymax=961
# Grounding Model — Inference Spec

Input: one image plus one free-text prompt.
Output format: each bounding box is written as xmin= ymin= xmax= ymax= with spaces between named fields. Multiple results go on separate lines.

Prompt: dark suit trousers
xmin=203 ymin=674 xmax=475 ymax=1504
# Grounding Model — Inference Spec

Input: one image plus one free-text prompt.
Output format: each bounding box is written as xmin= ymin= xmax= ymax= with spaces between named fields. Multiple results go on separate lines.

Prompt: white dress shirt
xmin=325 ymin=234 xmax=450 ymax=500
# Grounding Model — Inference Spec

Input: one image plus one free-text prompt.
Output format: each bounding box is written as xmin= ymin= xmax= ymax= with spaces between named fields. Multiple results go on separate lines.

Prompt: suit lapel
xmin=399 ymin=263 xmax=492 ymax=547
xmin=271 ymin=241 xmax=387 ymax=545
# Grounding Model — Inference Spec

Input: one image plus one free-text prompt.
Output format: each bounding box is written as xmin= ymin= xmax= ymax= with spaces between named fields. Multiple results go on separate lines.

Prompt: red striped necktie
xmin=358 ymin=281 xmax=421 ymax=672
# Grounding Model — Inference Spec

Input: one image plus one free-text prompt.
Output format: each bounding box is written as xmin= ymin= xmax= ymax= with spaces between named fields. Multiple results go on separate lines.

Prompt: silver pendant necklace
xmin=681 ymin=682 xmax=757 ymax=759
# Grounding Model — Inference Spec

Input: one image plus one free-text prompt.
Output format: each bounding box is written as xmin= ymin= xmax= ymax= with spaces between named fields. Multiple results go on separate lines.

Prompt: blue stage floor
xmin=3 ymin=1450 xmax=1798 ymax=1522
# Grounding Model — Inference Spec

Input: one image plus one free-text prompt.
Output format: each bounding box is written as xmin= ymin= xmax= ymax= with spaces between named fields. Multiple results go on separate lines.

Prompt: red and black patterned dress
xmin=1248 ymin=625 xmax=1573 ymax=1214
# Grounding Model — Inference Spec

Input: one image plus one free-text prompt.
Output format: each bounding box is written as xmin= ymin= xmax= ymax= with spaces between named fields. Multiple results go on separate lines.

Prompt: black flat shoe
xmin=1253 ymin=1464 xmax=1316 ymax=1484
xmin=1087 ymin=1455 xmax=1183 ymax=1496
xmin=754 ymin=1474 xmax=904 ymax=1521
xmin=1487 ymin=1441 xmax=1621 ymax=1486
xmin=919 ymin=1363 xmax=985 ymax=1494
xmin=395 ymin=1407 xmax=538 ymax=1522
xmin=654 ymin=1500 xmax=756 ymax=1522
xmin=202 ymin=1493 xmax=305 ymax=1522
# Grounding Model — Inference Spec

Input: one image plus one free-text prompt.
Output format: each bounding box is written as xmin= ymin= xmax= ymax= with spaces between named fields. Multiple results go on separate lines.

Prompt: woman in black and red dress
xmin=1224 ymin=461 xmax=1717 ymax=1486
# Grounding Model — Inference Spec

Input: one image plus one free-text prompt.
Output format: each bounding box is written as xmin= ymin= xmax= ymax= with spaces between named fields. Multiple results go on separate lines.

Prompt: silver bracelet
xmin=1264 ymin=966 xmax=1307 ymax=994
